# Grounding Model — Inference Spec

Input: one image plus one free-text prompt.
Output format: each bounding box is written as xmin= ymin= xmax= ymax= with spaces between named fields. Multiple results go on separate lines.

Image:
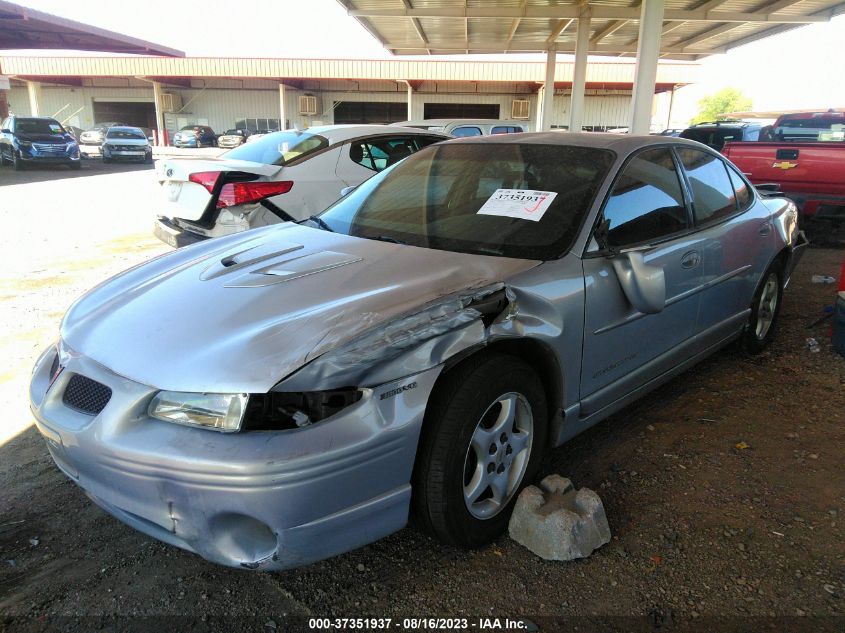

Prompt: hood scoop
xmin=226 ymin=250 xmax=363 ymax=288
xmin=201 ymin=241 xmax=303 ymax=281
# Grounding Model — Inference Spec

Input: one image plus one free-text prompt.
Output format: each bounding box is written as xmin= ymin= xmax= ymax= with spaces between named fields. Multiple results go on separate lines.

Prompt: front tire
xmin=12 ymin=152 xmax=23 ymax=171
xmin=743 ymin=261 xmax=783 ymax=354
xmin=414 ymin=352 xmax=548 ymax=547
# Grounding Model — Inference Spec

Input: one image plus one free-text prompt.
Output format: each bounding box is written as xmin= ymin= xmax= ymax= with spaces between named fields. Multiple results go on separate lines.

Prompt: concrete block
xmin=508 ymin=474 xmax=611 ymax=561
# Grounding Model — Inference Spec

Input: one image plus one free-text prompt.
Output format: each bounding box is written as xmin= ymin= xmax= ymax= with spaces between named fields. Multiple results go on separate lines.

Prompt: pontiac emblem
xmin=772 ymin=161 xmax=797 ymax=170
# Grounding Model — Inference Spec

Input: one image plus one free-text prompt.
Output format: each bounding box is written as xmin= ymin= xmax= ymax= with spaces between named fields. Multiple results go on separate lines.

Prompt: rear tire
xmin=413 ymin=352 xmax=548 ymax=547
xmin=743 ymin=261 xmax=784 ymax=354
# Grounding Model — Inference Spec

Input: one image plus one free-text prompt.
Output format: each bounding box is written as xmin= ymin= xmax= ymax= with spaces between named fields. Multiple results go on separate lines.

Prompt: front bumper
xmin=173 ymin=138 xmax=198 ymax=148
xmin=29 ymin=344 xmax=440 ymax=570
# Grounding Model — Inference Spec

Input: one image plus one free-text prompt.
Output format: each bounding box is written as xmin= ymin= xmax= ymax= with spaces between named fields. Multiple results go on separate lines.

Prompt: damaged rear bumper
xmin=153 ymin=216 xmax=209 ymax=248
xmin=29 ymin=345 xmax=441 ymax=570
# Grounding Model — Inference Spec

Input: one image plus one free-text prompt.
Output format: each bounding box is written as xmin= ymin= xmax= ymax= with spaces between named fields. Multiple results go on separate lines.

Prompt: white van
xmin=391 ymin=119 xmax=528 ymax=137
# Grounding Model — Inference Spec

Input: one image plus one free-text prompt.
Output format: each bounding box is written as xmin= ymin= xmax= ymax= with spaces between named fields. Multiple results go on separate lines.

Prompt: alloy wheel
xmin=755 ymin=273 xmax=779 ymax=340
xmin=462 ymin=392 xmax=533 ymax=520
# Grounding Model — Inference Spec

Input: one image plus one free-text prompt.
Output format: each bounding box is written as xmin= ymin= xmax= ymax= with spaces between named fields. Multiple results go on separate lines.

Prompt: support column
xmin=279 ymin=83 xmax=287 ymax=130
xmin=26 ymin=80 xmax=42 ymax=117
xmin=0 ymin=68 xmax=9 ymax=120
xmin=406 ymin=81 xmax=413 ymax=121
xmin=152 ymin=80 xmax=166 ymax=146
xmin=539 ymin=48 xmax=556 ymax=131
xmin=568 ymin=15 xmax=591 ymax=133
xmin=629 ymin=0 xmax=665 ymax=134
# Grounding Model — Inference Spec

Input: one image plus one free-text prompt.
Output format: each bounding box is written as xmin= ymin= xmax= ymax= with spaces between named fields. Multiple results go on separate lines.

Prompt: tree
xmin=691 ymin=87 xmax=752 ymax=124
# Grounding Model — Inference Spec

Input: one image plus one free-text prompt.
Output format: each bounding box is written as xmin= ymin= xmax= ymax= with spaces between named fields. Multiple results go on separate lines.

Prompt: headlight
xmin=18 ymin=140 xmax=31 ymax=148
xmin=148 ymin=391 xmax=249 ymax=432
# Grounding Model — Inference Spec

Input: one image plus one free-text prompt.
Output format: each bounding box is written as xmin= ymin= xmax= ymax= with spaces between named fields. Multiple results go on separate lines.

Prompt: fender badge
xmin=772 ymin=161 xmax=797 ymax=170
xmin=380 ymin=382 xmax=417 ymax=400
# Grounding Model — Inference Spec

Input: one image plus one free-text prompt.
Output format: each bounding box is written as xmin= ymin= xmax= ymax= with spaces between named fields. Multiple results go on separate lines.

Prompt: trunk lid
xmin=155 ymin=158 xmax=282 ymax=221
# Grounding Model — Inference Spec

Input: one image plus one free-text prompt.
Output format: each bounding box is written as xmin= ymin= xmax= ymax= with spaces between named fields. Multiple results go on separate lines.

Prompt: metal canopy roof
xmin=0 ymin=0 xmax=183 ymax=56
xmin=339 ymin=0 xmax=845 ymax=59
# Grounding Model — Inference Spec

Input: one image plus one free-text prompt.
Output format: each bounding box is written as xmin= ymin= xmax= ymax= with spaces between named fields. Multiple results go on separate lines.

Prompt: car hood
xmin=61 ymin=224 xmax=538 ymax=393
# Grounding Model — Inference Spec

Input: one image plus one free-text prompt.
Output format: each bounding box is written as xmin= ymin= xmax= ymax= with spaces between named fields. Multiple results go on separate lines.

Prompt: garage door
xmin=334 ymin=101 xmax=407 ymax=124
xmin=92 ymin=101 xmax=157 ymax=130
xmin=423 ymin=103 xmax=500 ymax=119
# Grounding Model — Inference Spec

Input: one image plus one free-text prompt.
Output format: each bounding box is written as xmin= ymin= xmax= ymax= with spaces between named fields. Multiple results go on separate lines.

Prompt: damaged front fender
xmin=277 ymin=283 xmax=527 ymax=392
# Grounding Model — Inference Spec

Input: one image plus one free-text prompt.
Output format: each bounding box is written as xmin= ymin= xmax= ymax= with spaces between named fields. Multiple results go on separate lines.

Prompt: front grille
xmin=33 ymin=143 xmax=66 ymax=154
xmin=62 ymin=374 xmax=112 ymax=415
xmin=110 ymin=145 xmax=145 ymax=151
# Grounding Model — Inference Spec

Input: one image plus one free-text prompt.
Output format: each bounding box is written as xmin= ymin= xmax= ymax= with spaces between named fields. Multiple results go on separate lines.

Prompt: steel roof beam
xmin=347 ymin=7 xmax=828 ymax=23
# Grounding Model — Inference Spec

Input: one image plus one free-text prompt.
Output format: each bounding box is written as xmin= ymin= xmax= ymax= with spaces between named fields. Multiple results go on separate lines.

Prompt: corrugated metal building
xmin=0 ymin=55 xmax=697 ymax=139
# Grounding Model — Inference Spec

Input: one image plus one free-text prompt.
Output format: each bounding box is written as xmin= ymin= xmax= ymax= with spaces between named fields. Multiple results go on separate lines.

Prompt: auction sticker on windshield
xmin=477 ymin=189 xmax=558 ymax=222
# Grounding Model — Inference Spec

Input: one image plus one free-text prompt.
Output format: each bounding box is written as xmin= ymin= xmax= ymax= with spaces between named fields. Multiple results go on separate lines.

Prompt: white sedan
xmin=154 ymin=125 xmax=449 ymax=247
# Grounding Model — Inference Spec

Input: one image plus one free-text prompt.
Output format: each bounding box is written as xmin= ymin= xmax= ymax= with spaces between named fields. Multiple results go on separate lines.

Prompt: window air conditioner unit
xmin=161 ymin=92 xmax=182 ymax=112
xmin=299 ymin=95 xmax=319 ymax=116
xmin=511 ymin=99 xmax=530 ymax=120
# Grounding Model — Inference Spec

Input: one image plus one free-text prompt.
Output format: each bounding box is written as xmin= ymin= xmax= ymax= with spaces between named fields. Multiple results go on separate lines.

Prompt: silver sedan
xmin=30 ymin=133 xmax=806 ymax=570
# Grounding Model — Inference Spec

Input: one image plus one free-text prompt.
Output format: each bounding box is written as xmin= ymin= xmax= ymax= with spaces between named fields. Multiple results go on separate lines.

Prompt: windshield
xmin=106 ymin=128 xmax=145 ymax=140
xmin=223 ymin=130 xmax=329 ymax=165
xmin=16 ymin=119 xmax=65 ymax=135
xmin=316 ymin=142 xmax=614 ymax=259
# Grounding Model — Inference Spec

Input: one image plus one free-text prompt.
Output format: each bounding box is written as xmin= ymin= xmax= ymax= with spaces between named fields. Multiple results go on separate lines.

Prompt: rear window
xmin=16 ymin=118 xmax=65 ymax=135
xmin=775 ymin=116 xmax=845 ymax=141
xmin=222 ymin=130 xmax=329 ymax=165
xmin=106 ymin=128 xmax=145 ymax=140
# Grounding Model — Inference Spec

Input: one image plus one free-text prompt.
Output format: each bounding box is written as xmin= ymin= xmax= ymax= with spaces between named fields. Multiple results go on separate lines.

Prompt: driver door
xmin=580 ymin=147 xmax=708 ymax=416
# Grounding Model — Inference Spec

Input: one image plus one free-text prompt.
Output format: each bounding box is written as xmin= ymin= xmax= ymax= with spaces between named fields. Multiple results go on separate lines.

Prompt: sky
xmin=3 ymin=0 xmax=845 ymax=125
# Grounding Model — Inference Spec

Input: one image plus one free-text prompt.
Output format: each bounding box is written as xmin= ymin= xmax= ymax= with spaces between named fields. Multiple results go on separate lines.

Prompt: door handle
xmin=681 ymin=250 xmax=701 ymax=269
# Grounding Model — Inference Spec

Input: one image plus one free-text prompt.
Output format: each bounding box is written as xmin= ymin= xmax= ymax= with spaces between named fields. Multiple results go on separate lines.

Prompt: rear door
xmin=677 ymin=147 xmax=772 ymax=331
xmin=580 ymin=147 xmax=708 ymax=415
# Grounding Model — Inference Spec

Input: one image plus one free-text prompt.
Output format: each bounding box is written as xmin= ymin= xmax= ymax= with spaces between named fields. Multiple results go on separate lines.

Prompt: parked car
xmin=173 ymin=125 xmax=217 ymax=148
xmin=722 ymin=111 xmax=845 ymax=221
xmin=217 ymin=128 xmax=250 ymax=149
xmin=101 ymin=126 xmax=153 ymax=163
xmin=0 ymin=115 xmax=81 ymax=170
xmin=30 ymin=133 xmax=806 ymax=571
xmin=657 ymin=128 xmax=684 ymax=137
xmin=79 ymin=122 xmax=126 ymax=157
xmin=244 ymin=129 xmax=278 ymax=143
xmin=679 ymin=120 xmax=763 ymax=151
xmin=153 ymin=125 xmax=448 ymax=247
xmin=392 ymin=119 xmax=528 ymax=137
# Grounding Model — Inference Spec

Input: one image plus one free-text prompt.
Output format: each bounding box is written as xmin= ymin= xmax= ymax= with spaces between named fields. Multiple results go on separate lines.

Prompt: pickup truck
xmin=722 ymin=111 xmax=845 ymax=221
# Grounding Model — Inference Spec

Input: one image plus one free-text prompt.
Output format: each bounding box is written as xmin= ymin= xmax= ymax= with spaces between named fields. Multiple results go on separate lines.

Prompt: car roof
xmin=293 ymin=124 xmax=451 ymax=141
xmin=441 ymin=131 xmax=711 ymax=153
xmin=107 ymin=126 xmax=144 ymax=132
xmin=391 ymin=119 xmax=526 ymax=127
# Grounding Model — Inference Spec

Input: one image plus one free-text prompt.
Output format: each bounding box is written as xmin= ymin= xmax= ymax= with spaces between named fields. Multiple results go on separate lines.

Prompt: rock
xmin=508 ymin=475 xmax=611 ymax=561
xmin=28 ymin=538 xmax=39 ymax=547
xmin=356 ymin=563 xmax=366 ymax=572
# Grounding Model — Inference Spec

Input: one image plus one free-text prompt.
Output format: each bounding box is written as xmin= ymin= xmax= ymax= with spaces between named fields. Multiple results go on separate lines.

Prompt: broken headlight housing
xmin=148 ymin=391 xmax=249 ymax=432
xmin=148 ymin=389 xmax=364 ymax=433
xmin=241 ymin=388 xmax=363 ymax=431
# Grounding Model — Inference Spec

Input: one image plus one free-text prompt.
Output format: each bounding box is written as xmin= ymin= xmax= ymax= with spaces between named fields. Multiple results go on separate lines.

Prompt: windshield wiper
xmin=371 ymin=235 xmax=407 ymax=245
xmin=303 ymin=215 xmax=334 ymax=232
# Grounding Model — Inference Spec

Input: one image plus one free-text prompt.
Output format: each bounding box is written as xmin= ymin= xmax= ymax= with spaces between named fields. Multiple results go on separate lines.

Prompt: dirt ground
xmin=0 ymin=165 xmax=844 ymax=631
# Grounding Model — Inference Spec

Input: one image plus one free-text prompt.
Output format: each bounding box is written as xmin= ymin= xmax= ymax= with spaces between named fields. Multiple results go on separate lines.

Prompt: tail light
xmin=189 ymin=171 xmax=292 ymax=208
xmin=217 ymin=181 xmax=293 ymax=208
xmin=189 ymin=171 xmax=221 ymax=192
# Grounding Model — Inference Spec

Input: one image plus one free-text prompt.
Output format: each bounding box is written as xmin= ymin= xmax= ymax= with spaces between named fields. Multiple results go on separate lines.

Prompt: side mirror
xmin=1 ymin=129 xmax=10 ymax=134
xmin=340 ymin=185 xmax=357 ymax=197
xmin=610 ymin=248 xmax=666 ymax=314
